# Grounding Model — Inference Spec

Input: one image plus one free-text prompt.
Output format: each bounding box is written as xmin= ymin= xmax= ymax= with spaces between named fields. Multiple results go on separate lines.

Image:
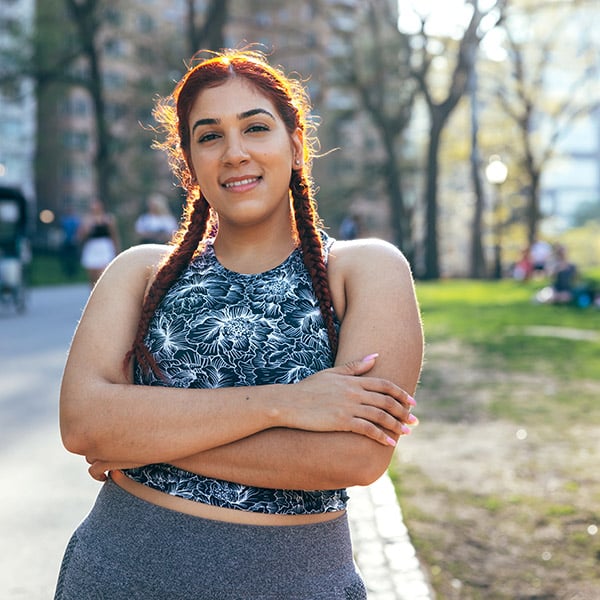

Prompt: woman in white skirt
xmin=78 ymin=199 xmax=120 ymax=286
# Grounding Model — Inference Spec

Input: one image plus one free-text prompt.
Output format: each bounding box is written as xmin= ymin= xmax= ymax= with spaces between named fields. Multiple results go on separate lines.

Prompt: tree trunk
xmin=527 ymin=170 xmax=541 ymax=245
xmin=86 ymin=40 xmax=111 ymax=207
xmin=423 ymin=115 xmax=443 ymax=280
xmin=468 ymin=57 xmax=486 ymax=278
xmin=186 ymin=0 xmax=229 ymax=56
xmin=377 ymin=126 xmax=407 ymax=255
xmin=65 ymin=0 xmax=112 ymax=207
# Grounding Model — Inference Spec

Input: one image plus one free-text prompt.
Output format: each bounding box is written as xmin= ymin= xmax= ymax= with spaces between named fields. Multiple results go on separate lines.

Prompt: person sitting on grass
xmin=535 ymin=244 xmax=577 ymax=305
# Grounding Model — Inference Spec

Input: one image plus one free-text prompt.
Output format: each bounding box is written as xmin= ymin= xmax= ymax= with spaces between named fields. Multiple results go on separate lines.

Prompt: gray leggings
xmin=54 ymin=478 xmax=367 ymax=599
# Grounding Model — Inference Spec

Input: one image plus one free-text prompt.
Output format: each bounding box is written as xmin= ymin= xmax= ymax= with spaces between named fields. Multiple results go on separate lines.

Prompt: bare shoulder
xmin=330 ymin=238 xmax=412 ymax=283
xmin=70 ymin=244 xmax=175 ymax=374
xmin=89 ymin=243 xmax=173 ymax=306
xmin=99 ymin=243 xmax=171 ymax=282
xmin=328 ymin=238 xmax=417 ymax=323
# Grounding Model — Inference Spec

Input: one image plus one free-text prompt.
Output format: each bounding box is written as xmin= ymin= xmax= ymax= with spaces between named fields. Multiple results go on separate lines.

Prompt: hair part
xmin=125 ymin=49 xmax=337 ymax=379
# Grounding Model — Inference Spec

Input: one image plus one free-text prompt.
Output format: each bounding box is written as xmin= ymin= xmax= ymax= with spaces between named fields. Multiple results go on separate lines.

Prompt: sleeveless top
xmin=124 ymin=233 xmax=348 ymax=515
xmin=88 ymin=221 xmax=111 ymax=238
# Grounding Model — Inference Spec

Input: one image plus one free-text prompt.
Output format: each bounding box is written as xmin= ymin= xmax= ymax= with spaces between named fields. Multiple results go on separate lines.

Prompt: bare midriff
xmin=110 ymin=469 xmax=345 ymax=526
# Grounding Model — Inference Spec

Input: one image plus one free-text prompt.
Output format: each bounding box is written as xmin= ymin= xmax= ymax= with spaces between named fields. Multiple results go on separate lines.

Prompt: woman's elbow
xmin=336 ymin=442 xmax=393 ymax=487
xmin=350 ymin=456 xmax=390 ymax=487
xmin=59 ymin=393 xmax=100 ymax=456
xmin=60 ymin=412 xmax=94 ymax=456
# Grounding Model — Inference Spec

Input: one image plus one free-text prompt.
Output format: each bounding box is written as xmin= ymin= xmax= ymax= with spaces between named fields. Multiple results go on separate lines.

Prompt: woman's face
xmin=186 ymin=78 xmax=303 ymax=231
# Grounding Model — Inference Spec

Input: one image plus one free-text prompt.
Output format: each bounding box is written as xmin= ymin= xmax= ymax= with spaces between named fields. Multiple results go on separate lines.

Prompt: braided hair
xmin=125 ymin=50 xmax=338 ymax=378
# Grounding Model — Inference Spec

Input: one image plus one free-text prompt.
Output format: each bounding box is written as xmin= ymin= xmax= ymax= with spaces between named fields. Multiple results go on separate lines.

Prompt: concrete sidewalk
xmin=349 ymin=475 xmax=435 ymax=599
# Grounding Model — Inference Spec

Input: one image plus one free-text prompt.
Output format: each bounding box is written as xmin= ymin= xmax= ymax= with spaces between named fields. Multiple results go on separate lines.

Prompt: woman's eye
xmin=246 ymin=124 xmax=269 ymax=134
xmin=198 ymin=132 xmax=219 ymax=143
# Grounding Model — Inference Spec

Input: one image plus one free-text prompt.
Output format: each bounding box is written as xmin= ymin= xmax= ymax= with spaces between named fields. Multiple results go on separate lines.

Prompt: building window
xmin=103 ymin=70 xmax=126 ymax=91
xmin=62 ymin=131 xmax=90 ymax=152
xmin=104 ymin=8 xmax=122 ymax=27
xmin=61 ymin=96 xmax=90 ymax=117
xmin=104 ymin=37 xmax=126 ymax=58
xmin=105 ymin=102 xmax=128 ymax=120
xmin=61 ymin=162 xmax=92 ymax=183
xmin=137 ymin=13 xmax=155 ymax=33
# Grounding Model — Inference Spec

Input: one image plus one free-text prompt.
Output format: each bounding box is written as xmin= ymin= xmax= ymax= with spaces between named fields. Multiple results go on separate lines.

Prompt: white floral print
xmin=125 ymin=234 xmax=348 ymax=514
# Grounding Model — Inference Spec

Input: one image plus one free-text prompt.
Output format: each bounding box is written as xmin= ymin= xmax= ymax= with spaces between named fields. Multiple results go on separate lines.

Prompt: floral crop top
xmin=124 ymin=233 xmax=348 ymax=515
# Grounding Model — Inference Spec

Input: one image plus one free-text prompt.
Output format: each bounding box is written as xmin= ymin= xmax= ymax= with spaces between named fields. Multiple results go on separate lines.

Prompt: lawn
xmin=392 ymin=278 xmax=600 ymax=599
xmin=27 ymin=253 xmax=87 ymax=287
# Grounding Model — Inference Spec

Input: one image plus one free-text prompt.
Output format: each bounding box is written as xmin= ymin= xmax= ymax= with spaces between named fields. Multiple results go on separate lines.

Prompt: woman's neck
xmin=212 ymin=228 xmax=298 ymax=275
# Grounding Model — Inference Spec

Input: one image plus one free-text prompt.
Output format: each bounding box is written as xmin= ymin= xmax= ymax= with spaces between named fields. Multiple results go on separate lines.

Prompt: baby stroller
xmin=0 ymin=186 xmax=30 ymax=313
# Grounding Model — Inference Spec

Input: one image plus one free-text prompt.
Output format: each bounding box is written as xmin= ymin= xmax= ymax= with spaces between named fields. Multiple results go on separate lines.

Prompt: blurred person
xmin=78 ymin=199 xmax=120 ymax=287
xmin=512 ymin=245 xmax=533 ymax=281
xmin=339 ymin=212 xmax=361 ymax=240
xmin=134 ymin=193 xmax=179 ymax=244
xmin=535 ymin=244 xmax=578 ymax=304
xmin=55 ymin=50 xmax=423 ymax=599
xmin=529 ymin=238 xmax=552 ymax=278
xmin=58 ymin=204 xmax=81 ymax=278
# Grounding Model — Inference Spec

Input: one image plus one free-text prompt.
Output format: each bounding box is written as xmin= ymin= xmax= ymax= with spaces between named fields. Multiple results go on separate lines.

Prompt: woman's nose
xmin=221 ymin=133 xmax=250 ymax=166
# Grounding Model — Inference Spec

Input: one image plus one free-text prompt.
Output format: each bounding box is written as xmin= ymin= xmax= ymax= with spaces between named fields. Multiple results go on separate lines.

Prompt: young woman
xmin=77 ymin=198 xmax=120 ymax=287
xmin=55 ymin=50 xmax=423 ymax=599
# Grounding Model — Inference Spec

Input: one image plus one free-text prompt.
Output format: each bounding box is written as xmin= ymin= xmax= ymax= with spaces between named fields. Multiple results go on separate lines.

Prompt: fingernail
xmin=386 ymin=436 xmax=397 ymax=447
xmin=401 ymin=424 xmax=412 ymax=435
xmin=361 ymin=353 xmax=379 ymax=362
xmin=407 ymin=414 xmax=419 ymax=425
xmin=406 ymin=395 xmax=417 ymax=406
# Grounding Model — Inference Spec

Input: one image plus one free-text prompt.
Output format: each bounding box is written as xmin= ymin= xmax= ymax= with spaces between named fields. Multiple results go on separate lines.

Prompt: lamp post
xmin=485 ymin=155 xmax=508 ymax=279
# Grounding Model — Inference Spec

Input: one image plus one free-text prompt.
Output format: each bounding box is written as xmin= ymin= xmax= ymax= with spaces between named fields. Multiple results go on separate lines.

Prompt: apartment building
xmin=0 ymin=0 xmax=36 ymax=201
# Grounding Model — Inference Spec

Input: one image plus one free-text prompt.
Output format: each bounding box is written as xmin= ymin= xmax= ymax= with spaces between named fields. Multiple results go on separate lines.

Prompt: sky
xmin=398 ymin=0 xmax=473 ymax=35
xmin=397 ymin=0 xmax=507 ymax=60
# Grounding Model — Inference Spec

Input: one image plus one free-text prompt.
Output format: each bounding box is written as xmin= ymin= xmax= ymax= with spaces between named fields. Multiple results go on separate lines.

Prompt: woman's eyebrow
xmin=192 ymin=108 xmax=275 ymax=134
xmin=238 ymin=108 xmax=275 ymax=121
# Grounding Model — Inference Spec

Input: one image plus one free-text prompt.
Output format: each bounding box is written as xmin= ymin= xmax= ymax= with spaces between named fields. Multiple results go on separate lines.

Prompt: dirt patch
xmin=394 ymin=340 xmax=600 ymax=599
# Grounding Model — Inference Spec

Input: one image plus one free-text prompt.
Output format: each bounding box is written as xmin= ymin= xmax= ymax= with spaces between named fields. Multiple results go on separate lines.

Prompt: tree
xmin=467 ymin=46 xmax=487 ymax=278
xmin=494 ymin=0 xmax=600 ymax=244
xmin=407 ymin=0 xmax=505 ymax=279
xmin=335 ymin=0 xmax=416 ymax=255
xmin=185 ymin=0 xmax=229 ymax=57
xmin=63 ymin=0 xmax=112 ymax=207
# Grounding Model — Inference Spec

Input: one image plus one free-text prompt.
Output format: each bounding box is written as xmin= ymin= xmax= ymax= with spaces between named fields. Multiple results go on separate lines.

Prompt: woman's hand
xmin=86 ymin=457 xmax=145 ymax=482
xmin=286 ymin=354 xmax=417 ymax=446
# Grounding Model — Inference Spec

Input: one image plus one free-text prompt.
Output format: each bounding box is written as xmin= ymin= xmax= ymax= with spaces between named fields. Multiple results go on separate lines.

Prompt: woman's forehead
xmin=189 ymin=79 xmax=277 ymax=121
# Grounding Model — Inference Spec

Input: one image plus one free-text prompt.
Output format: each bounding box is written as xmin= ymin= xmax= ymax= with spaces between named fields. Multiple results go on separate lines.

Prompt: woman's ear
xmin=291 ymin=128 xmax=304 ymax=171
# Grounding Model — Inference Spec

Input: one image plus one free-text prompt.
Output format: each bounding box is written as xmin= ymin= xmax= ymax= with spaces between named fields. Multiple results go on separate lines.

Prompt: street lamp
xmin=485 ymin=155 xmax=508 ymax=279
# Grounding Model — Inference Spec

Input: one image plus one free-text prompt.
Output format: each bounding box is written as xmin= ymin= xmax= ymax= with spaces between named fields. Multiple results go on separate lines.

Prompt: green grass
xmin=27 ymin=253 xmax=87 ymax=286
xmin=391 ymin=277 xmax=600 ymax=598
xmin=416 ymin=278 xmax=600 ymax=381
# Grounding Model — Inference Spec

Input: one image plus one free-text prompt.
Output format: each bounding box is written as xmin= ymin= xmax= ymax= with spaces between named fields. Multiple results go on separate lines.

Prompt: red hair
xmin=126 ymin=50 xmax=338 ymax=378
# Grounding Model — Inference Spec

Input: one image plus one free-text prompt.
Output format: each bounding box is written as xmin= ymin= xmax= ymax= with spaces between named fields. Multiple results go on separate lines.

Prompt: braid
xmin=124 ymin=194 xmax=214 ymax=378
xmin=290 ymin=170 xmax=339 ymax=357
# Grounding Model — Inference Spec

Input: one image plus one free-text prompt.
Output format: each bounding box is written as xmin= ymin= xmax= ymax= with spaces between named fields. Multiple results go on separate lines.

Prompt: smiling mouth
xmin=222 ymin=177 xmax=261 ymax=189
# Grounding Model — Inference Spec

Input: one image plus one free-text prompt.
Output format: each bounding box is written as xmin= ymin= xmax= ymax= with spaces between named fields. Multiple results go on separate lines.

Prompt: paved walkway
xmin=348 ymin=475 xmax=435 ymax=599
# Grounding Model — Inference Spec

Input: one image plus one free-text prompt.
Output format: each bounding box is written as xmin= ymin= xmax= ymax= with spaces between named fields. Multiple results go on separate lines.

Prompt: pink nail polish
xmin=362 ymin=353 xmax=379 ymax=362
xmin=386 ymin=436 xmax=397 ymax=447
xmin=407 ymin=414 xmax=419 ymax=425
xmin=406 ymin=395 xmax=417 ymax=406
xmin=401 ymin=424 xmax=412 ymax=435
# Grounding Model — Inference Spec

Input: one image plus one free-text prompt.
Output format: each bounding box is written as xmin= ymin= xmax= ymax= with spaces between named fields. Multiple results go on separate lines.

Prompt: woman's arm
xmin=107 ymin=214 xmax=121 ymax=252
xmin=62 ymin=244 xmax=412 ymax=472
xmin=166 ymin=239 xmax=424 ymax=489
